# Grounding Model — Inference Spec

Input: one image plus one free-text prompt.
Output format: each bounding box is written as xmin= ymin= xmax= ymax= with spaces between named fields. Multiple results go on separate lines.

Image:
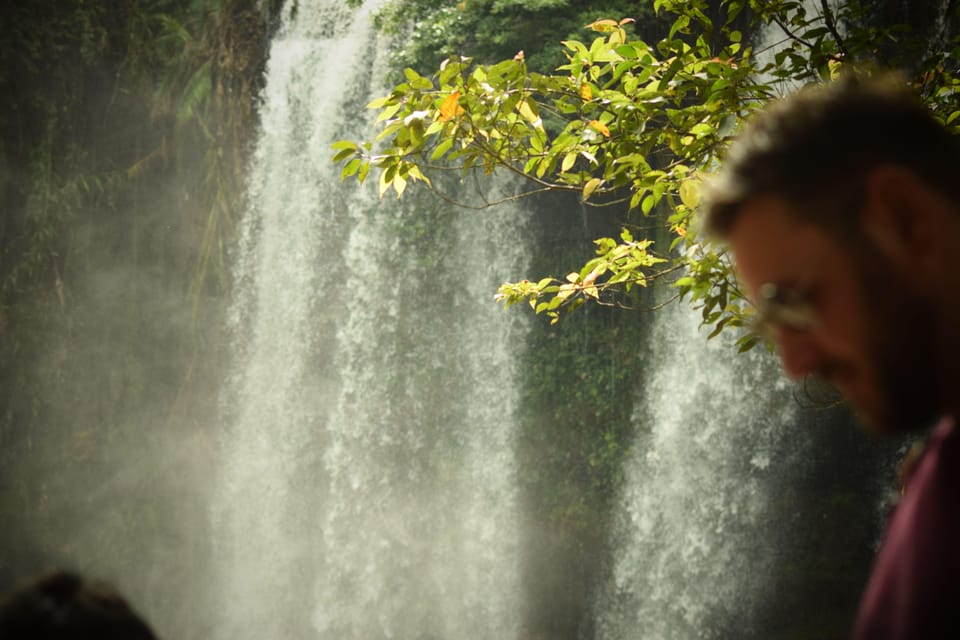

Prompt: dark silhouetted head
xmin=0 ymin=571 xmax=158 ymax=640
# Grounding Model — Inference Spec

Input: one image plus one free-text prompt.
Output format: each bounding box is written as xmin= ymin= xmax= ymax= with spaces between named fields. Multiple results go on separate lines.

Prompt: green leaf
xmin=641 ymin=194 xmax=655 ymax=215
xmin=332 ymin=147 xmax=356 ymax=163
xmin=331 ymin=140 xmax=359 ymax=151
xmin=357 ymin=161 xmax=370 ymax=184
xmin=366 ymin=96 xmax=391 ymax=109
xmin=376 ymin=103 xmax=403 ymax=124
xmin=340 ymin=158 xmax=361 ymax=180
xmin=430 ymin=137 xmax=455 ymax=161
xmin=737 ymin=334 xmax=759 ymax=353
xmin=690 ymin=123 xmax=713 ymax=137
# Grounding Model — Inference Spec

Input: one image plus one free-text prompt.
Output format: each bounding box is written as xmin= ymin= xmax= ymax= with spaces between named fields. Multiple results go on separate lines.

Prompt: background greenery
xmin=0 ymin=1 xmax=279 ymax=635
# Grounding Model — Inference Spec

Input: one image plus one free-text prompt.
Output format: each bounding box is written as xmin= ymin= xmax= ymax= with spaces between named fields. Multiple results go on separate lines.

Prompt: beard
xmin=859 ymin=260 xmax=942 ymax=435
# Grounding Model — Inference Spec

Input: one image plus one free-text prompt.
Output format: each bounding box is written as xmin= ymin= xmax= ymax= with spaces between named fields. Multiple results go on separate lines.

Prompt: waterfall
xmin=211 ymin=1 xmax=527 ymax=638
xmin=595 ymin=301 xmax=803 ymax=639
xmin=591 ymin=4 xmax=883 ymax=635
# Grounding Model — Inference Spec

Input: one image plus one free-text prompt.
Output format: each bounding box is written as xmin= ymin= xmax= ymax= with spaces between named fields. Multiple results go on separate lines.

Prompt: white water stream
xmin=211 ymin=2 xmax=527 ymax=637
xmin=206 ymin=2 xmax=893 ymax=638
xmin=595 ymin=302 xmax=801 ymax=639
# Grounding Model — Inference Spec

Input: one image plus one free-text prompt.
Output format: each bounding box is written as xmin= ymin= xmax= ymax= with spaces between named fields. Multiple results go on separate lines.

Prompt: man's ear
xmin=860 ymin=165 xmax=951 ymax=275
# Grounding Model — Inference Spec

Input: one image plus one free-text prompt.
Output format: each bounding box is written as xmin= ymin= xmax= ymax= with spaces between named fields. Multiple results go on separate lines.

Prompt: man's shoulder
xmin=851 ymin=415 xmax=960 ymax=639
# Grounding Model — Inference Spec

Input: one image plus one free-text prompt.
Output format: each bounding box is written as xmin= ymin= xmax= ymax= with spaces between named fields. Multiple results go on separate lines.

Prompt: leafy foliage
xmin=374 ymin=0 xmax=658 ymax=76
xmin=337 ymin=0 xmax=960 ymax=348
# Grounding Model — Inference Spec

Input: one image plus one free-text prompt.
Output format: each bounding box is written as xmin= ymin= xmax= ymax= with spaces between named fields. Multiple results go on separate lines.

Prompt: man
xmin=704 ymin=75 xmax=960 ymax=638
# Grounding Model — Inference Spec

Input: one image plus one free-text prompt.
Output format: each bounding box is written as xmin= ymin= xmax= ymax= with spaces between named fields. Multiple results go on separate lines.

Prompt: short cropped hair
xmin=0 ymin=571 xmax=158 ymax=640
xmin=705 ymin=73 xmax=960 ymax=237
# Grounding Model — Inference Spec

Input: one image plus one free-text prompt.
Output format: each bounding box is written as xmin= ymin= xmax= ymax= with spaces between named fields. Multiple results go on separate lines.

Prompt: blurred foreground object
xmin=0 ymin=570 xmax=158 ymax=640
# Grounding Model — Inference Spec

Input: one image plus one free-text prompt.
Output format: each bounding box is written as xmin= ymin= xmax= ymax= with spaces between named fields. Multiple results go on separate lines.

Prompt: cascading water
xmin=593 ymin=5 xmax=888 ymax=635
xmin=595 ymin=300 xmax=803 ymax=639
xmin=211 ymin=2 xmax=527 ymax=638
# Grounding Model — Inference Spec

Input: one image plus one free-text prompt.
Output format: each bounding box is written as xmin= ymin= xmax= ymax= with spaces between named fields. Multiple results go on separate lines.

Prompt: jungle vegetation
xmin=0 ymin=0 xmax=280 ymax=626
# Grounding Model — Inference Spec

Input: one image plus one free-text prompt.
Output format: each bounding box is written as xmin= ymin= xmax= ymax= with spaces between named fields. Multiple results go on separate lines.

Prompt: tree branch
xmin=819 ymin=0 xmax=848 ymax=59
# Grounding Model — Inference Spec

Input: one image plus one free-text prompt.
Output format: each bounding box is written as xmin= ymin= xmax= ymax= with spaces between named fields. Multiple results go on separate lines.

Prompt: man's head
xmin=706 ymin=74 xmax=960 ymax=434
xmin=0 ymin=571 xmax=158 ymax=640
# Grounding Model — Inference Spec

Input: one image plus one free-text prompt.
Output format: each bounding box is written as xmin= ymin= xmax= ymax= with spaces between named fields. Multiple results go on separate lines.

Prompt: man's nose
xmin=773 ymin=327 xmax=821 ymax=380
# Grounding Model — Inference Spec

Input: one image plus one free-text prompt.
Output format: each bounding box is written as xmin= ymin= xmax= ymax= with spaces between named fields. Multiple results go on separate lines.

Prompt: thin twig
xmin=419 ymin=181 xmax=558 ymax=210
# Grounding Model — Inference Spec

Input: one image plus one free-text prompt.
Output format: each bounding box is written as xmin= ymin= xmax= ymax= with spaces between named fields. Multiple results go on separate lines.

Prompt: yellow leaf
xmin=828 ymin=58 xmax=842 ymax=81
xmin=586 ymin=19 xmax=619 ymax=33
xmin=580 ymin=83 xmax=593 ymax=101
xmin=517 ymin=100 xmax=542 ymax=128
xmin=582 ymin=177 xmax=602 ymax=201
xmin=588 ymin=120 xmax=611 ymax=137
xmin=679 ymin=179 xmax=701 ymax=209
xmin=438 ymin=91 xmax=463 ymax=122
xmin=378 ymin=170 xmax=391 ymax=198
xmin=565 ymin=272 xmax=580 ymax=283
xmin=394 ymin=174 xmax=407 ymax=197
xmin=561 ymin=152 xmax=577 ymax=173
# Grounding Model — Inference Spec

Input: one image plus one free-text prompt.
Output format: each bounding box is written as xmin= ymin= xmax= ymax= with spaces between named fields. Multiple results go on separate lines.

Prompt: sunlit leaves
xmin=332 ymin=10 xmax=759 ymax=203
xmin=330 ymin=5 xmax=761 ymax=327
xmin=330 ymin=0 xmax=960 ymax=344
xmin=495 ymin=228 xmax=667 ymax=324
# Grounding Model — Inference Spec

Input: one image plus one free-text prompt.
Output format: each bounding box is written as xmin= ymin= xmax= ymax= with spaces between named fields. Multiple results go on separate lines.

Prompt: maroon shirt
xmin=852 ymin=416 xmax=960 ymax=639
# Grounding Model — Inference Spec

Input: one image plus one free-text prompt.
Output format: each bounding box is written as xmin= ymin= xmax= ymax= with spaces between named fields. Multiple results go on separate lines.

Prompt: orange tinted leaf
xmin=588 ymin=120 xmax=611 ymax=137
xmin=708 ymin=56 xmax=738 ymax=69
xmin=438 ymin=91 xmax=463 ymax=122
xmin=580 ymin=83 xmax=593 ymax=101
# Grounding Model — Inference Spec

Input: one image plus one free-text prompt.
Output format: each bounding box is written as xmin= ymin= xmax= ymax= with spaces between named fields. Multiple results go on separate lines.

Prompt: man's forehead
xmin=726 ymin=195 xmax=835 ymax=294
